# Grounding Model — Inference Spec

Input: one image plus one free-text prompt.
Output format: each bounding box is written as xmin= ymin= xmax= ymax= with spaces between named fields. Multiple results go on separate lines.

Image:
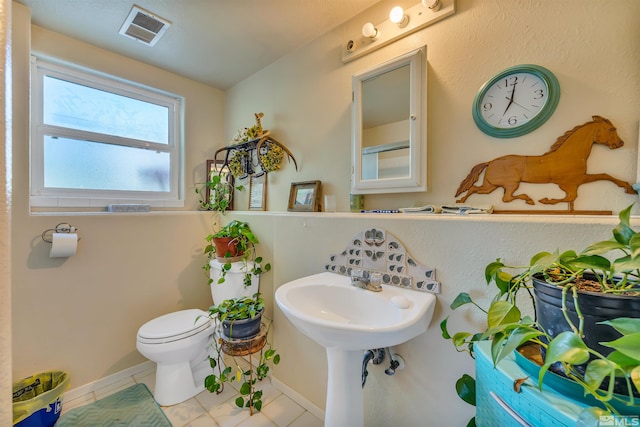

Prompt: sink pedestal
xmin=325 ymin=348 xmax=364 ymax=427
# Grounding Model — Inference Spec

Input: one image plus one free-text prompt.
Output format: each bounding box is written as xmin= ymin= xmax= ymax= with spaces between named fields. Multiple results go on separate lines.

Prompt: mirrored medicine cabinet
xmin=351 ymin=46 xmax=427 ymax=194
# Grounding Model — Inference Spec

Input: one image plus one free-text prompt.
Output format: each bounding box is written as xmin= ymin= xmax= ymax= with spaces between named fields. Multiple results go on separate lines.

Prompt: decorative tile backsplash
xmin=324 ymin=228 xmax=440 ymax=294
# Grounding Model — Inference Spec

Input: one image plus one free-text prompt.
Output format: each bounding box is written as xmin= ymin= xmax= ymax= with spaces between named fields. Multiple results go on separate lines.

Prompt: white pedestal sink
xmin=275 ymin=272 xmax=437 ymax=427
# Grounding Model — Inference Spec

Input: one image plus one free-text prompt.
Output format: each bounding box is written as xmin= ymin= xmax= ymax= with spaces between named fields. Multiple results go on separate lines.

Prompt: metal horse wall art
xmin=455 ymin=116 xmax=635 ymax=211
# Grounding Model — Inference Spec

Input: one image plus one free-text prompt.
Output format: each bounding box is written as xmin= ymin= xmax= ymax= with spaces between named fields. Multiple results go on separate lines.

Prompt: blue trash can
xmin=13 ymin=371 xmax=70 ymax=427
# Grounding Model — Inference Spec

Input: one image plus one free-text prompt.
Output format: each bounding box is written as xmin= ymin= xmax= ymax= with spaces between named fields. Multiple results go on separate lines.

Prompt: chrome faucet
xmin=351 ymin=269 xmax=382 ymax=292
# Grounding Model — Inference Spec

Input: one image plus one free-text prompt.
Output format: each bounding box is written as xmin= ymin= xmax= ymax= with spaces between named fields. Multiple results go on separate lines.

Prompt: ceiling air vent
xmin=119 ymin=5 xmax=171 ymax=47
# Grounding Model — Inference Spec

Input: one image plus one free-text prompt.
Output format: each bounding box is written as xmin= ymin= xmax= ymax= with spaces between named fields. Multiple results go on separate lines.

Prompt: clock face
xmin=472 ymin=65 xmax=560 ymax=138
xmin=479 ymin=72 xmax=547 ymax=129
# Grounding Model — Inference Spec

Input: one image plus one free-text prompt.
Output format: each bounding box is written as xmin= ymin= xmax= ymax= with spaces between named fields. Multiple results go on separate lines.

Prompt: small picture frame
xmin=206 ymin=160 xmax=234 ymax=211
xmin=249 ymin=174 xmax=267 ymax=211
xmin=288 ymin=180 xmax=322 ymax=212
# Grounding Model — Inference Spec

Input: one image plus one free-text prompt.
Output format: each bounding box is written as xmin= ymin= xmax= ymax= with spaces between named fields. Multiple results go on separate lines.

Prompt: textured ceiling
xmin=16 ymin=0 xmax=382 ymax=89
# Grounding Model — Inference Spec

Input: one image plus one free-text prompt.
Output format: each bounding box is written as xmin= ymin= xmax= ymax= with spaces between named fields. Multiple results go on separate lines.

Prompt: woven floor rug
xmin=57 ymin=383 xmax=172 ymax=426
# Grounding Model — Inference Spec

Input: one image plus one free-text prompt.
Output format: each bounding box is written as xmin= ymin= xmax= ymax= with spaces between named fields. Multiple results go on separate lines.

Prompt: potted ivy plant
xmin=441 ymin=204 xmax=640 ymax=425
xmin=203 ymin=220 xmax=271 ymax=287
xmin=209 ymin=294 xmax=264 ymax=340
xmin=205 ymin=293 xmax=281 ymax=414
xmin=195 ymin=168 xmax=239 ymax=213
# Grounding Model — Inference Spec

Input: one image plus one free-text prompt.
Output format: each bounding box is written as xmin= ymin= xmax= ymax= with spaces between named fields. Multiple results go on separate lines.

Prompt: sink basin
xmin=276 ymin=272 xmax=436 ymax=350
xmin=275 ymin=272 xmax=437 ymax=426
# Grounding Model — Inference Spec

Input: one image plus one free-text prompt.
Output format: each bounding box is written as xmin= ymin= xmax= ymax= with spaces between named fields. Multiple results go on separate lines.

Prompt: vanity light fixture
xmin=341 ymin=0 xmax=457 ymax=63
xmin=389 ymin=6 xmax=409 ymax=28
xmin=361 ymin=22 xmax=379 ymax=39
xmin=422 ymin=0 xmax=442 ymax=11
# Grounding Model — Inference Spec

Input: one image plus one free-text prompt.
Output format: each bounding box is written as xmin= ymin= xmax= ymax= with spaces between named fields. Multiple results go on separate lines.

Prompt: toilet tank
xmin=209 ymin=259 xmax=260 ymax=305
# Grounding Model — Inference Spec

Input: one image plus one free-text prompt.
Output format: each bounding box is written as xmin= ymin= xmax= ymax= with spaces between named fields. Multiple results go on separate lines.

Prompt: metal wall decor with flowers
xmin=214 ymin=113 xmax=298 ymax=181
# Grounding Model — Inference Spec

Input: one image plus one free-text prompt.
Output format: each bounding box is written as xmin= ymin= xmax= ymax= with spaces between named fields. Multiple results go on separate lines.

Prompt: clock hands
xmin=504 ymin=97 xmax=531 ymax=112
xmin=503 ymin=83 xmax=517 ymax=115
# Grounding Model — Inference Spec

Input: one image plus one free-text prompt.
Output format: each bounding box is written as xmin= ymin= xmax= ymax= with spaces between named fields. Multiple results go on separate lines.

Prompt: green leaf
xmin=629 ymin=233 xmax=640 ymax=258
xmin=601 ymin=332 xmax=640 ymax=360
xmin=612 ymin=255 xmax=640 ymax=274
xmin=487 ymin=301 xmax=521 ymax=328
xmin=606 ymin=351 xmax=640 ymax=371
xmin=584 ymin=359 xmax=615 ymax=392
xmin=484 ymin=260 xmax=505 ymax=284
xmin=631 ymin=366 xmax=640 ymax=394
xmin=567 ymin=255 xmax=610 ymax=272
xmin=453 ymin=332 xmax=473 ymax=347
xmin=613 ymin=205 xmax=635 ymax=245
xmin=451 ymin=292 xmax=473 ymax=309
xmin=599 ymin=317 xmax=640 ymax=335
xmin=494 ymin=272 xmax=513 ymax=295
xmin=494 ymin=326 xmax=545 ymax=364
xmin=239 ymin=382 xmax=251 ymax=395
xmin=455 ymin=374 xmax=476 ymax=406
xmin=539 ymin=331 xmax=589 ymax=388
xmin=581 ymin=240 xmax=626 ymax=256
xmin=254 ymin=399 xmax=262 ymax=412
xmin=235 ymin=397 xmax=245 ymax=408
xmin=273 ymin=354 xmax=281 ymax=365
xmin=440 ymin=318 xmax=451 ymax=339
xmin=530 ymin=251 xmax=560 ymax=273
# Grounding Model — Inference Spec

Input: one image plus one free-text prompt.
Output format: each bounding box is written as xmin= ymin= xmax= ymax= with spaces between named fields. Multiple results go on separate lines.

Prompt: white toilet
xmin=136 ymin=259 xmax=260 ymax=406
xmin=209 ymin=259 xmax=260 ymax=304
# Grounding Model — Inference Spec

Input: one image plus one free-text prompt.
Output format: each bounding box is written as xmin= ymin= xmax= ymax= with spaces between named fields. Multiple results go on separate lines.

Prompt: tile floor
xmin=60 ymin=363 xmax=323 ymax=427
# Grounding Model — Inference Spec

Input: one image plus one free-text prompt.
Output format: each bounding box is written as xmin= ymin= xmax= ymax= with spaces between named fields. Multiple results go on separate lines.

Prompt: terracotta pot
xmin=212 ymin=237 xmax=244 ymax=260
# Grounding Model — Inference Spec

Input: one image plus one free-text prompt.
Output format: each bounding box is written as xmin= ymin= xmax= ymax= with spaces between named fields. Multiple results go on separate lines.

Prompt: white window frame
xmin=30 ymin=56 xmax=184 ymax=209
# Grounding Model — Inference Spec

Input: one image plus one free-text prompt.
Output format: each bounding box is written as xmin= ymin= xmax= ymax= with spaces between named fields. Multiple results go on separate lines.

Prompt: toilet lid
xmin=138 ymin=309 xmax=211 ymax=342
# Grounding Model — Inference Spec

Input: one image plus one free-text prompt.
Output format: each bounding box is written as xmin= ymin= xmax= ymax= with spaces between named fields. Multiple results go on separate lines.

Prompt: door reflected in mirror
xmin=361 ymin=63 xmax=410 ymax=181
xmin=352 ymin=46 xmax=426 ymax=194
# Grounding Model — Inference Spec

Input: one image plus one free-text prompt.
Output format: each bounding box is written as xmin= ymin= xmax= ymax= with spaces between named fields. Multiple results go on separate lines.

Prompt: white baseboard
xmin=64 ymin=361 xmax=155 ymax=401
xmin=271 ymin=376 xmax=325 ymax=422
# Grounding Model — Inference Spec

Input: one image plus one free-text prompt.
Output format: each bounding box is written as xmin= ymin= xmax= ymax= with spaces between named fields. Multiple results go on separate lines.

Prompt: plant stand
xmin=219 ymin=323 xmax=268 ymax=415
xmin=220 ymin=323 xmax=267 ymax=356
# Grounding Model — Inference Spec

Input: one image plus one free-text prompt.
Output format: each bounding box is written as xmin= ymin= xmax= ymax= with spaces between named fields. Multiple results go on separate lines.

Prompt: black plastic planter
xmin=222 ymin=310 xmax=263 ymax=340
xmin=532 ymin=273 xmax=640 ymax=396
xmin=532 ymin=274 xmax=640 ymax=355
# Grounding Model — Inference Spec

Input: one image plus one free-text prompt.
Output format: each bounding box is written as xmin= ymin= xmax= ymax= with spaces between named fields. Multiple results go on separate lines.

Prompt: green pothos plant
xmin=441 ymin=204 xmax=640 ymax=426
xmin=204 ymin=295 xmax=280 ymax=414
xmin=203 ymin=220 xmax=271 ymax=286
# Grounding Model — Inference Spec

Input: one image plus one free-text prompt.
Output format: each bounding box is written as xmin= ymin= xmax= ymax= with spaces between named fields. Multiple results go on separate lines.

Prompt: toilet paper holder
xmin=41 ymin=223 xmax=80 ymax=243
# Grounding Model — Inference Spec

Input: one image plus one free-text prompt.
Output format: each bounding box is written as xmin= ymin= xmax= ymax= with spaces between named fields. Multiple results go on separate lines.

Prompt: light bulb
xmin=389 ymin=6 xmax=409 ymax=27
xmin=421 ymin=0 xmax=442 ymax=11
xmin=361 ymin=22 xmax=378 ymax=39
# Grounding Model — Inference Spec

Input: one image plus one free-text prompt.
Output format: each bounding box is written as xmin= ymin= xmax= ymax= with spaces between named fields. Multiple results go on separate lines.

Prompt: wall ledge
xmin=225 ymin=210 xmax=636 ymax=226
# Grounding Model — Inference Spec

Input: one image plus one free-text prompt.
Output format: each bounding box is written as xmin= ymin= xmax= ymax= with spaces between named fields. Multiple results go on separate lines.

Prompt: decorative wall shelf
xmin=325 ymin=227 xmax=440 ymax=293
xmin=213 ymin=133 xmax=298 ymax=180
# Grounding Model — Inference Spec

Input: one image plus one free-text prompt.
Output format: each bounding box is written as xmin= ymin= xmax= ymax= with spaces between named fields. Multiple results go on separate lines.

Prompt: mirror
xmin=351 ymin=46 xmax=426 ymax=194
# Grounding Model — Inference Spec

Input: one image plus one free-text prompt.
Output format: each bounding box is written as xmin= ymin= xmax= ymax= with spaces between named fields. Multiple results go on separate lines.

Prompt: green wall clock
xmin=472 ymin=64 xmax=560 ymax=138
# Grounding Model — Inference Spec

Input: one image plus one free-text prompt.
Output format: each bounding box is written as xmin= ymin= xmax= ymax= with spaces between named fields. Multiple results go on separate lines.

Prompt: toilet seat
xmin=137 ymin=309 xmax=212 ymax=344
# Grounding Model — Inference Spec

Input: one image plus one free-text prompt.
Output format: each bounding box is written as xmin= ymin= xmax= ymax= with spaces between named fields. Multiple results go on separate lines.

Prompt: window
xmin=30 ymin=57 xmax=183 ymax=209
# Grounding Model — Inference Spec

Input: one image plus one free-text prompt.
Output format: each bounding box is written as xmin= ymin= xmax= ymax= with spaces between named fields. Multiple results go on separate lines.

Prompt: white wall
xmin=1 ymin=0 xmax=12 ymax=424
xmin=226 ymin=0 xmax=639 ymax=213
xmin=7 ymin=0 xmax=640 ymax=426
xmin=11 ymin=2 xmax=226 ymax=388
xmin=223 ymin=0 xmax=640 ymax=425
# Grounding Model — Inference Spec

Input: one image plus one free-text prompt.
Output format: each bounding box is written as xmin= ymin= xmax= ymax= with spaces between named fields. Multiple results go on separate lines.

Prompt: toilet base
xmin=153 ymin=341 xmax=218 ymax=406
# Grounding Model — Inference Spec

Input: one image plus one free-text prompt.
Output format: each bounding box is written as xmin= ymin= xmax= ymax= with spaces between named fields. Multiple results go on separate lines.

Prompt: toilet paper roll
xmin=49 ymin=233 xmax=78 ymax=258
